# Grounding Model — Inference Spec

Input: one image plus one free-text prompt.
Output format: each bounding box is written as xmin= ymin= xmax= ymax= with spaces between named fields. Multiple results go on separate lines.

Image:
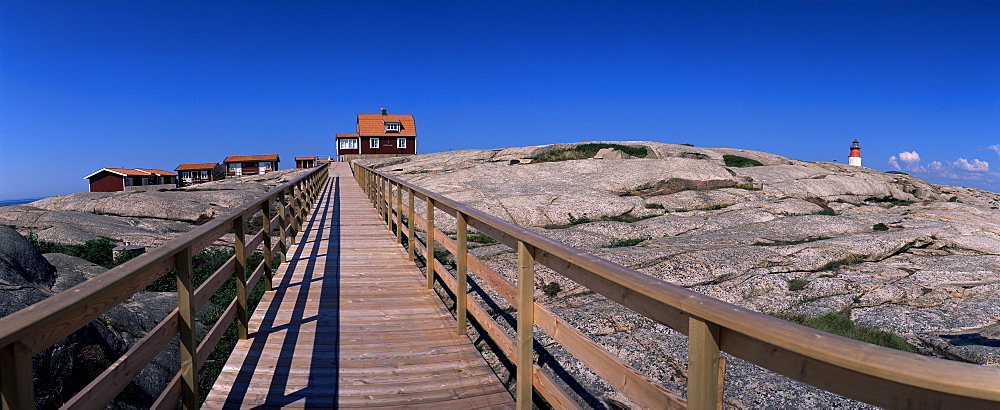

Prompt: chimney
xmin=381 ymin=108 xmax=387 ymax=115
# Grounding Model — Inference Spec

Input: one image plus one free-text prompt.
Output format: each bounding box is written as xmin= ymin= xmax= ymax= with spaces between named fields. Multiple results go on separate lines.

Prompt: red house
xmin=335 ymin=109 xmax=416 ymax=161
xmin=295 ymin=156 xmax=316 ymax=168
xmin=84 ymin=168 xmax=178 ymax=192
xmin=223 ymin=154 xmax=280 ymax=177
xmin=175 ymin=162 xmax=224 ymax=187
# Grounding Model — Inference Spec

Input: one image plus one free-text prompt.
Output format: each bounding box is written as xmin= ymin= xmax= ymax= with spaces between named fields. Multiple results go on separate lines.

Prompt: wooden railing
xmin=352 ymin=163 xmax=1000 ymax=409
xmin=0 ymin=163 xmax=329 ymax=410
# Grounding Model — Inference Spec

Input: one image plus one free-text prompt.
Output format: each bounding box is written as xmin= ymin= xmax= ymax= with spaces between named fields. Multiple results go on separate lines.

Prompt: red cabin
xmin=223 ymin=154 xmax=280 ymax=177
xmin=84 ymin=168 xmax=177 ymax=192
xmin=336 ymin=109 xmax=416 ymax=161
xmin=175 ymin=162 xmax=224 ymax=187
xmin=295 ymin=156 xmax=316 ymax=168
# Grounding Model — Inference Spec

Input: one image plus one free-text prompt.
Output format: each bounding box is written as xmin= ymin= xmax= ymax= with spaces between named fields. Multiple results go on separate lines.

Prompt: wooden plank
xmin=204 ymin=163 xmax=513 ymax=409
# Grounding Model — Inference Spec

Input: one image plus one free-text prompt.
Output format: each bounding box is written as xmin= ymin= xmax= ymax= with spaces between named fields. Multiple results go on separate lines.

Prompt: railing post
xmin=688 ymin=315 xmax=721 ymax=410
xmin=0 ymin=340 xmax=34 ymax=410
xmin=407 ymin=188 xmax=415 ymax=261
xmin=425 ymin=197 xmax=435 ymax=289
xmin=516 ymin=240 xmax=535 ymax=409
xmin=235 ymin=214 xmax=248 ymax=340
xmin=262 ymin=199 xmax=273 ymax=291
xmin=456 ymin=212 xmax=468 ymax=335
xmin=176 ymin=246 xmax=198 ymax=409
xmin=384 ymin=177 xmax=390 ymax=226
xmin=290 ymin=184 xmax=302 ymax=245
xmin=278 ymin=190 xmax=288 ymax=264
xmin=395 ymin=180 xmax=403 ymax=244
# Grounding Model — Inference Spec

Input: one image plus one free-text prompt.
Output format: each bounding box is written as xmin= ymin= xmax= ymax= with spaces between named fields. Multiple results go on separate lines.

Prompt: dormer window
xmin=384 ymin=122 xmax=401 ymax=133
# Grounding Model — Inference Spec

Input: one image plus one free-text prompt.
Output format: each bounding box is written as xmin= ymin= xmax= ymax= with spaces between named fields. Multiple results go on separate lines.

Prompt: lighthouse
xmin=848 ymin=139 xmax=862 ymax=167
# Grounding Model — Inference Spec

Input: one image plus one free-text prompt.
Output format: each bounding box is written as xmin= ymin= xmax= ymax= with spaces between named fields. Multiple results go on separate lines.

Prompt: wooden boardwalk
xmin=204 ymin=163 xmax=514 ymax=409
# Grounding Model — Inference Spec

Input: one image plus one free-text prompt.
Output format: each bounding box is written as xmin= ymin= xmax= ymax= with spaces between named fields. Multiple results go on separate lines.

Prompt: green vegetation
xmin=680 ymin=143 xmax=695 ymax=147
xmin=885 ymin=171 xmax=909 ymax=175
xmin=816 ymin=209 xmax=837 ymax=216
xmin=605 ymin=236 xmax=650 ymax=248
xmin=873 ymin=223 xmax=889 ymax=231
xmin=644 ymin=203 xmax=665 ymax=209
xmin=467 ymin=233 xmax=499 ymax=245
xmin=775 ymin=312 xmax=916 ymax=353
xmin=541 ymin=281 xmax=562 ymax=298
xmin=723 ymin=154 xmax=763 ymax=167
xmin=532 ymin=143 xmax=648 ymax=163
xmin=787 ymin=278 xmax=808 ymax=291
xmin=140 ymin=247 xmax=273 ymax=402
xmin=543 ymin=211 xmax=658 ymax=229
xmin=24 ymin=232 xmax=120 ymax=268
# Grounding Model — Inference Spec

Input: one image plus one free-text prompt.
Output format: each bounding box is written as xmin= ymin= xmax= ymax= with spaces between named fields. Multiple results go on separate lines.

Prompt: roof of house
xmin=175 ymin=162 xmax=220 ymax=171
xmin=83 ymin=168 xmax=152 ymax=179
xmin=224 ymin=154 xmax=280 ymax=163
xmin=335 ymin=133 xmax=359 ymax=138
xmin=356 ymin=113 xmax=417 ymax=137
xmin=294 ymin=156 xmax=315 ymax=161
xmin=136 ymin=168 xmax=177 ymax=176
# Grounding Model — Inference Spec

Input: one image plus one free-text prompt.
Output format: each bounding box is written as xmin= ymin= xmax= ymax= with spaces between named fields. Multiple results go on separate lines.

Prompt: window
xmin=200 ymin=171 xmax=208 ymax=179
xmin=384 ymin=122 xmax=401 ymax=133
xmin=397 ymin=138 xmax=406 ymax=149
xmin=339 ymin=138 xmax=358 ymax=150
xmin=370 ymin=138 xmax=379 ymax=149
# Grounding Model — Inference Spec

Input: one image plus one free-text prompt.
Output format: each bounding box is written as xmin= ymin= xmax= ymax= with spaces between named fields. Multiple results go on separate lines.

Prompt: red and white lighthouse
xmin=848 ymin=139 xmax=862 ymax=167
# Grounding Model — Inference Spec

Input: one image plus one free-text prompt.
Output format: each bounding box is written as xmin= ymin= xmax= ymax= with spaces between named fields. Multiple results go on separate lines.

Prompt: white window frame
xmin=200 ymin=170 xmax=208 ymax=179
xmin=397 ymin=138 xmax=406 ymax=149
xmin=370 ymin=138 xmax=379 ymax=149
xmin=384 ymin=122 xmax=400 ymax=133
xmin=339 ymin=138 xmax=358 ymax=150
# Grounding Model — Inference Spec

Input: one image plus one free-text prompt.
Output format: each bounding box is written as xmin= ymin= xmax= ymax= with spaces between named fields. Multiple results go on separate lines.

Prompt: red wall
xmin=360 ymin=137 xmax=416 ymax=155
xmin=89 ymin=172 xmax=125 ymax=192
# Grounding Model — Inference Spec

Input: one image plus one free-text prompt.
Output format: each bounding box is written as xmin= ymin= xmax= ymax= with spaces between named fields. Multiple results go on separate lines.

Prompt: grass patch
xmin=467 ymin=233 xmax=498 ymax=245
xmin=532 ymin=143 xmax=648 ymax=163
xmin=774 ymin=312 xmax=916 ymax=353
xmin=543 ymin=212 xmax=657 ymax=229
xmin=723 ymin=154 xmax=763 ymax=167
xmin=24 ymin=232 xmax=121 ymax=268
xmin=787 ymin=278 xmax=808 ymax=291
xmin=873 ymin=223 xmax=889 ymax=231
xmin=605 ymin=236 xmax=650 ymax=248
xmin=816 ymin=209 xmax=837 ymax=216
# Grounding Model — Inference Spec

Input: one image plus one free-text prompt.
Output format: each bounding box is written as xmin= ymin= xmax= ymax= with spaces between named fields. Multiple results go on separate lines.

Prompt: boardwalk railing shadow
xmin=354 ymin=162 xmax=1000 ymax=409
xmin=0 ymin=164 xmax=329 ymax=409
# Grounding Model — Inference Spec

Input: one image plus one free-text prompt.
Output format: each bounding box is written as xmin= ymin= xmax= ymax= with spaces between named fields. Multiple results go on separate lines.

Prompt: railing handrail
xmin=0 ymin=163 xmax=329 ymax=409
xmin=354 ymin=163 xmax=1000 ymax=408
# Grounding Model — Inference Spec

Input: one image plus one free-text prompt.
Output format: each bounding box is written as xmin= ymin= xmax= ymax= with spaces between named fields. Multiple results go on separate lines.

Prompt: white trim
xmin=397 ymin=138 xmax=406 ymax=149
xmin=370 ymin=138 xmax=379 ymax=149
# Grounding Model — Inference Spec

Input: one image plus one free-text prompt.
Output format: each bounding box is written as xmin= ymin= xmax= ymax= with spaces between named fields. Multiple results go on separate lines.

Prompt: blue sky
xmin=1 ymin=1 xmax=998 ymax=199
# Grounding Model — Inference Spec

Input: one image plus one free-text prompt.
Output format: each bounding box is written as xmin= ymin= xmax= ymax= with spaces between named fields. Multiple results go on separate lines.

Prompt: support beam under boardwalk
xmin=204 ymin=163 xmax=514 ymax=408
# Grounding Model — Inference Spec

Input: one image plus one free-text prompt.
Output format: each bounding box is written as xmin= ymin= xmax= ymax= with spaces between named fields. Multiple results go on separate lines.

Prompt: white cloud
xmin=987 ymin=144 xmax=1000 ymax=159
xmin=927 ymin=161 xmax=944 ymax=172
xmin=888 ymin=156 xmax=901 ymax=170
xmin=898 ymin=151 xmax=921 ymax=164
xmin=952 ymin=158 xmax=989 ymax=172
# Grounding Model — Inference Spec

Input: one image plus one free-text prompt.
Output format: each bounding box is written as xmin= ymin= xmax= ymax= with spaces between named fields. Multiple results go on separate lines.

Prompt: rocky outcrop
xmin=0 ymin=226 xmax=209 ymax=408
xmin=363 ymin=141 xmax=1000 ymax=408
xmin=0 ymin=168 xmax=310 ymax=247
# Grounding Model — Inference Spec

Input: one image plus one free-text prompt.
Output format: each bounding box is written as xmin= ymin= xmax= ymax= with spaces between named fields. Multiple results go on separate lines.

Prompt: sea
xmin=0 ymin=197 xmax=47 ymax=207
